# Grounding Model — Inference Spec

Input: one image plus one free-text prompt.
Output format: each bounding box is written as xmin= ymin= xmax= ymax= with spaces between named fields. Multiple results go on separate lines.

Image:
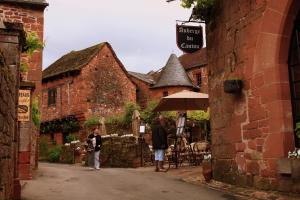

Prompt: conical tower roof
xmin=152 ymin=54 xmax=195 ymax=89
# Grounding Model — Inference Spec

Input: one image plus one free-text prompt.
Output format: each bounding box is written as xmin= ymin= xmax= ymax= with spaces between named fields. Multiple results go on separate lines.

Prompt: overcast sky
xmin=43 ymin=0 xmax=194 ymax=73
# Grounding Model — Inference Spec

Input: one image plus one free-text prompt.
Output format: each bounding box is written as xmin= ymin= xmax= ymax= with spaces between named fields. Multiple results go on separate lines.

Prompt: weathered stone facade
xmin=41 ymin=43 xmax=136 ymax=127
xmin=207 ymin=0 xmax=300 ymax=192
xmin=0 ymin=23 xmax=25 ymax=200
xmin=0 ymin=1 xmax=48 ymax=180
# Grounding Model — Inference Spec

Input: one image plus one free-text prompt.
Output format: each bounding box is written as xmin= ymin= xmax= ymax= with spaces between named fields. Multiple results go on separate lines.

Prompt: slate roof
xmin=2 ymin=0 xmax=49 ymax=6
xmin=43 ymin=43 xmax=106 ymax=80
xmin=179 ymin=48 xmax=207 ymax=70
xmin=151 ymin=54 xmax=195 ymax=89
xmin=128 ymin=71 xmax=155 ymax=85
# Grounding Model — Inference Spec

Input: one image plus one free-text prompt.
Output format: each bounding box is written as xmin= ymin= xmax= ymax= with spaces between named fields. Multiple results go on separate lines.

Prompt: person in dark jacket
xmin=151 ymin=115 xmax=168 ymax=172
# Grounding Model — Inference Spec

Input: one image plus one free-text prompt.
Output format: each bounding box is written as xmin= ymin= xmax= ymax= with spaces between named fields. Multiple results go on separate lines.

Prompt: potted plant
xmin=202 ymin=152 xmax=212 ymax=182
xmin=20 ymin=61 xmax=28 ymax=81
xmin=223 ymin=78 xmax=243 ymax=94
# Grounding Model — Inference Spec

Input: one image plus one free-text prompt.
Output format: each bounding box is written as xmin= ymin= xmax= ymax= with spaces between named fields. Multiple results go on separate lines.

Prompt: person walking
xmin=93 ymin=127 xmax=102 ymax=170
xmin=151 ymin=115 xmax=168 ymax=172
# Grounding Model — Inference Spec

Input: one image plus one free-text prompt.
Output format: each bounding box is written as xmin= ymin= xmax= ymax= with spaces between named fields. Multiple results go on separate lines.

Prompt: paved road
xmin=22 ymin=163 xmax=241 ymax=200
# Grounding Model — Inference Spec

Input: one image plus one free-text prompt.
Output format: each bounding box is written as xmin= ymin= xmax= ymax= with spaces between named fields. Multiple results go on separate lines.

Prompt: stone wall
xmin=207 ymin=0 xmax=300 ymax=191
xmin=100 ymin=136 xmax=151 ymax=168
xmin=0 ymin=24 xmax=24 ymax=200
xmin=0 ymin=2 xmax=47 ymax=180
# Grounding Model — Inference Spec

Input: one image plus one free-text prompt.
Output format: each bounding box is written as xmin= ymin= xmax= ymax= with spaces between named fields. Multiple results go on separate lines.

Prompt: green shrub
xmin=39 ymin=136 xmax=48 ymax=160
xmin=123 ymin=102 xmax=140 ymax=124
xmin=140 ymin=100 xmax=159 ymax=124
xmin=32 ymin=98 xmax=40 ymax=128
xmin=24 ymin=32 xmax=44 ymax=55
xmin=48 ymin=146 xmax=62 ymax=163
xmin=84 ymin=116 xmax=100 ymax=128
xmin=295 ymin=122 xmax=300 ymax=139
xmin=187 ymin=110 xmax=210 ymax=121
xmin=62 ymin=119 xmax=80 ymax=133
xmin=66 ymin=134 xmax=77 ymax=143
xmin=106 ymin=115 xmax=125 ymax=125
xmin=161 ymin=111 xmax=177 ymax=121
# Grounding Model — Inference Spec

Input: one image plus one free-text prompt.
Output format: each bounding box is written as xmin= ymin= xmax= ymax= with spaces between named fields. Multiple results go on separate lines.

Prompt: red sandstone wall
xmin=41 ymin=44 xmax=136 ymax=123
xmin=207 ymin=0 xmax=300 ymax=191
xmin=129 ymin=76 xmax=152 ymax=108
xmin=187 ymin=67 xmax=208 ymax=93
xmin=0 ymin=3 xmax=46 ymax=180
xmin=0 ymin=27 xmax=23 ymax=200
xmin=0 ymin=3 xmax=45 ymax=96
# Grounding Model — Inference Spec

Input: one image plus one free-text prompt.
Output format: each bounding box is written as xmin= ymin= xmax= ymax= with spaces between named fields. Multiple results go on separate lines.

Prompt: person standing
xmin=87 ymin=128 xmax=96 ymax=169
xmin=93 ymin=128 xmax=102 ymax=170
xmin=151 ymin=115 xmax=168 ymax=172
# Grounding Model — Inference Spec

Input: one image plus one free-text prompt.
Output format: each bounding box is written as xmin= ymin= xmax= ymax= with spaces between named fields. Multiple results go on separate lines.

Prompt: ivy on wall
xmin=40 ymin=115 xmax=80 ymax=134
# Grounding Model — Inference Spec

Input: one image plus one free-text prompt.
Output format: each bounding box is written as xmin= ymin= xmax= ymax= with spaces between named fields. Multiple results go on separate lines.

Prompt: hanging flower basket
xmin=223 ymin=80 xmax=243 ymax=94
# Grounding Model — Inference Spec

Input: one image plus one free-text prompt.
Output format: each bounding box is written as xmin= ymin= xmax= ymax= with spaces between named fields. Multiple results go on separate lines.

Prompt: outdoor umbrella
xmin=153 ymin=90 xmax=209 ymax=112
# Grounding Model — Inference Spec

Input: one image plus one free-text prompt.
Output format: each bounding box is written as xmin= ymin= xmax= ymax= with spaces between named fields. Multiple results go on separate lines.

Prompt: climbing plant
xmin=32 ymin=98 xmax=41 ymax=128
xmin=24 ymin=32 xmax=44 ymax=55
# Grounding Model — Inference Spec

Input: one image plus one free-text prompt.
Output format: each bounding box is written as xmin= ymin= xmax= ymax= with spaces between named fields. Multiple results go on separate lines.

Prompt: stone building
xmin=206 ymin=0 xmax=300 ymax=192
xmin=129 ymin=51 xmax=207 ymax=108
xmin=0 ymin=22 xmax=25 ymax=200
xmin=179 ymin=48 xmax=208 ymax=94
xmin=0 ymin=0 xmax=48 ymax=180
xmin=41 ymin=42 xmax=136 ymax=143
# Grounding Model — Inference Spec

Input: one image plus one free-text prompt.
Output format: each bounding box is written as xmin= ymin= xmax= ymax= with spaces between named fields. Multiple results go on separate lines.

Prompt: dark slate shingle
xmin=151 ymin=54 xmax=195 ymax=89
xmin=128 ymin=71 xmax=155 ymax=85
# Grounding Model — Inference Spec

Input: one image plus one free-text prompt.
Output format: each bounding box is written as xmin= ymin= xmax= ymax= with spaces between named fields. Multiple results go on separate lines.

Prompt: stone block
xmin=277 ymin=158 xmax=291 ymax=174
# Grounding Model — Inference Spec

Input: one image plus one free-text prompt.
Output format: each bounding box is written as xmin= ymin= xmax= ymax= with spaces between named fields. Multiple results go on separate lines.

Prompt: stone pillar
xmin=18 ymin=82 xmax=35 ymax=180
xmin=132 ymin=110 xmax=141 ymax=137
xmin=0 ymin=21 xmax=25 ymax=200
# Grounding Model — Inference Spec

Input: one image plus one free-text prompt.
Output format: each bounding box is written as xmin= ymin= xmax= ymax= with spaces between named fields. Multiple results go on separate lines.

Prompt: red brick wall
xmin=42 ymin=44 xmax=136 ymax=123
xmin=207 ymin=0 xmax=300 ymax=191
xmin=150 ymin=86 xmax=194 ymax=100
xmin=0 ymin=3 xmax=45 ymax=96
xmin=129 ymin=75 xmax=152 ymax=108
xmin=187 ymin=67 xmax=208 ymax=93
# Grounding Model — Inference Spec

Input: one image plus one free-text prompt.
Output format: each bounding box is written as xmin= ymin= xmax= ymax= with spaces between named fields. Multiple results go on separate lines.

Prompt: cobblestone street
xmin=21 ymin=163 xmax=239 ymax=200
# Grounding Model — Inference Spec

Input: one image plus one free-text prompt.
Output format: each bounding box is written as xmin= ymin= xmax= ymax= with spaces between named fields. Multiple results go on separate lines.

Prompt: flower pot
xmin=224 ymin=80 xmax=243 ymax=94
xmin=202 ymin=161 xmax=212 ymax=182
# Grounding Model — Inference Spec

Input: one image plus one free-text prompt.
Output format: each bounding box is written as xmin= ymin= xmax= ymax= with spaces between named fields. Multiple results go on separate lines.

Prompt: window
xmin=163 ymin=91 xmax=168 ymax=97
xmin=196 ymin=73 xmax=202 ymax=87
xmin=48 ymin=88 xmax=57 ymax=106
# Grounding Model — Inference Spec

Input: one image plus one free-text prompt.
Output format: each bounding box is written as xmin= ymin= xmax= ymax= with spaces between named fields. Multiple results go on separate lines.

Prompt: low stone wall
xmin=100 ymin=135 xmax=151 ymax=168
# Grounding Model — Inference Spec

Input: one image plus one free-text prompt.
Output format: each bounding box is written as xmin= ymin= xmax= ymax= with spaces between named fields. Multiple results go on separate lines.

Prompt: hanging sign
xmin=176 ymin=24 xmax=203 ymax=53
xmin=18 ymin=90 xmax=31 ymax=122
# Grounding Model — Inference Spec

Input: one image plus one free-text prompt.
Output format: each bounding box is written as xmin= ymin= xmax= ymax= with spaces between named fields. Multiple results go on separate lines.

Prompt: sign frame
xmin=176 ymin=22 xmax=204 ymax=53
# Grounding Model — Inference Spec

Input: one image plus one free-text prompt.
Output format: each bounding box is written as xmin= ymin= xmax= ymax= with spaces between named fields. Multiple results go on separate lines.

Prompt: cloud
xmin=44 ymin=0 xmax=193 ymax=73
